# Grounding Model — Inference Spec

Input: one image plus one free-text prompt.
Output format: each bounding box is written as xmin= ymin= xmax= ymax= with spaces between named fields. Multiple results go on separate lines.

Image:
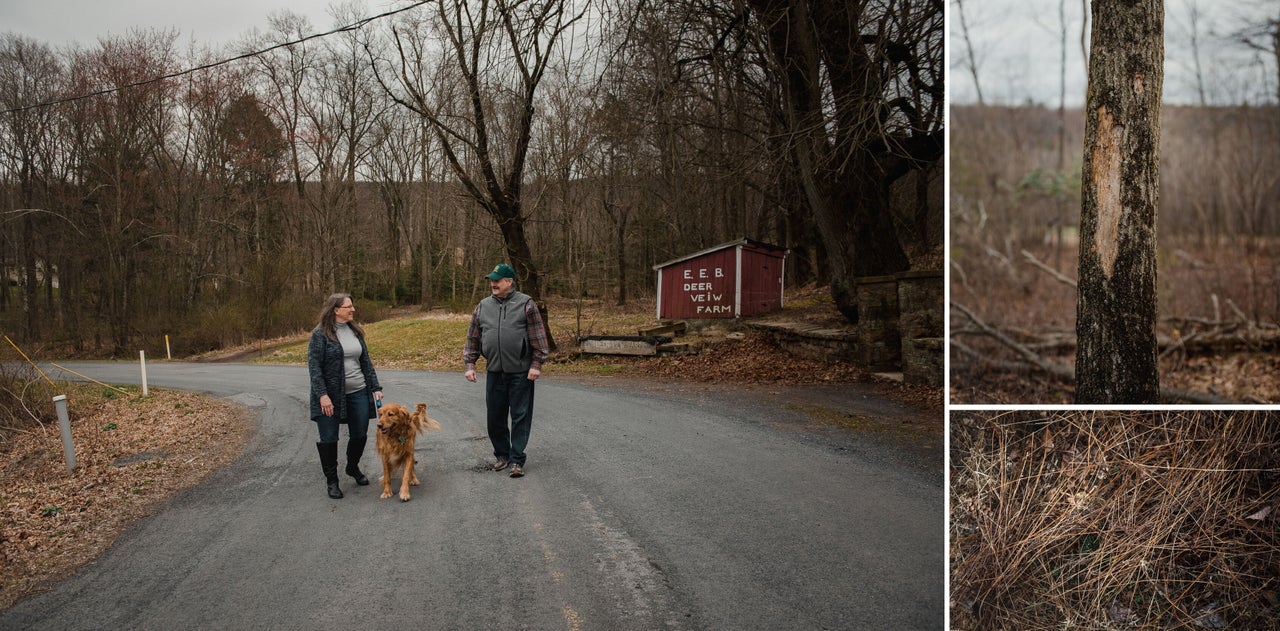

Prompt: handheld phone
xmin=376 ymin=398 xmax=383 ymax=409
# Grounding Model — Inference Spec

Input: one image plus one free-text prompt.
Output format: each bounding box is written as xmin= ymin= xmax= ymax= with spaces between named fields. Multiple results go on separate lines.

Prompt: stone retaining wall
xmin=856 ymin=276 xmax=901 ymax=371
xmin=746 ymin=322 xmax=860 ymax=363
xmin=897 ymin=271 xmax=943 ymax=386
xmin=747 ymin=270 xmax=943 ymax=385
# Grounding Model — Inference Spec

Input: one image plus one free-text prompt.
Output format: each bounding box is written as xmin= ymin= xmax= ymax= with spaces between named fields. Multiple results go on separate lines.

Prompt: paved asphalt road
xmin=2 ymin=362 xmax=943 ymax=630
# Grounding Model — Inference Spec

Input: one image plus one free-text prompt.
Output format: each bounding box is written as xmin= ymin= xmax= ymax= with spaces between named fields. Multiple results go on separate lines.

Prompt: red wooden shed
xmin=654 ymin=238 xmax=788 ymax=320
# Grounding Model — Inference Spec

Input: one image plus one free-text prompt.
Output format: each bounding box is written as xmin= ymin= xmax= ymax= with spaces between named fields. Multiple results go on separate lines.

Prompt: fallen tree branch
xmin=984 ymin=240 xmax=1019 ymax=282
xmin=1165 ymin=316 xmax=1279 ymax=330
xmin=1023 ymin=331 xmax=1077 ymax=353
xmin=951 ymin=339 xmax=1073 ymax=380
xmin=952 ymin=344 xmax=1239 ymax=404
xmin=1226 ymin=298 xmax=1250 ymax=325
xmin=950 ymin=300 xmax=1243 ymax=404
xmin=950 ymin=301 xmax=1072 ymax=376
xmin=1020 ymin=249 xmax=1077 ymax=288
xmin=1159 ymin=329 xmax=1280 ymax=354
xmin=1157 ymin=386 xmax=1239 ymax=405
xmin=955 ymin=314 xmax=1280 ymax=357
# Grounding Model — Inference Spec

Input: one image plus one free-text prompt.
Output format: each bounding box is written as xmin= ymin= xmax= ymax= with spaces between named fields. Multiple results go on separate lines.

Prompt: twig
xmin=1225 ymin=298 xmax=1249 ymax=324
xmin=950 ymin=301 xmax=1072 ymax=375
xmin=1173 ymin=248 xmax=1215 ymax=270
xmin=951 ymin=259 xmax=973 ymax=297
xmin=3 ymin=335 xmax=56 ymax=388
xmin=7 ymin=382 xmax=46 ymax=430
xmin=1020 ymin=249 xmax=1077 ymax=288
xmin=49 ymin=363 xmax=134 ymax=397
xmin=0 ymin=424 xmax=40 ymax=438
xmin=984 ymin=244 xmax=1018 ymax=282
xmin=1157 ymin=329 xmax=1200 ymax=362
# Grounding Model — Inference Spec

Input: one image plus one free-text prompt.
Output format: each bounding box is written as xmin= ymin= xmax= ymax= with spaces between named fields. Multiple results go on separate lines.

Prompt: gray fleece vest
xmin=477 ymin=291 xmax=533 ymax=373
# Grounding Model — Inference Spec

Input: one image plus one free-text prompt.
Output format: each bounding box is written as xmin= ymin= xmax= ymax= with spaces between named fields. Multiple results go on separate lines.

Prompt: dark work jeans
xmin=485 ymin=371 xmax=535 ymax=466
xmin=315 ymin=387 xmax=371 ymax=444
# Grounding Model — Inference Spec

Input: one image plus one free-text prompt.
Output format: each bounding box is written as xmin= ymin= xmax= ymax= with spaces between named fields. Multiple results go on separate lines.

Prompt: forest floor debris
xmin=0 ymin=389 xmax=249 ymax=609
xmin=951 ymin=410 xmax=1280 ymax=630
xmin=950 ymin=237 xmax=1280 ymax=403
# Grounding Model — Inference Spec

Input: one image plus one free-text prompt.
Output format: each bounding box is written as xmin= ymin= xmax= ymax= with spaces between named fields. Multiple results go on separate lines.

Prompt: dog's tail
xmin=413 ymin=403 xmax=442 ymax=432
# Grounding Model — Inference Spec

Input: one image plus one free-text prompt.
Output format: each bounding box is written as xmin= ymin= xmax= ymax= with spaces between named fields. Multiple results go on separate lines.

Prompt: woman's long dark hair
xmin=317 ymin=293 xmax=365 ymax=342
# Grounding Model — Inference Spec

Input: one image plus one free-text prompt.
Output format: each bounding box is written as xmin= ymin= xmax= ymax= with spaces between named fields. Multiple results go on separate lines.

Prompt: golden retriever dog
xmin=375 ymin=402 xmax=441 ymax=501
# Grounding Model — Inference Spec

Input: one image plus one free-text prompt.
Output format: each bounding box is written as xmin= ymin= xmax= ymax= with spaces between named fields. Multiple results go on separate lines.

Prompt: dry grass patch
xmin=251 ymin=298 xmax=658 ymax=373
xmin=950 ymin=410 xmax=1280 ymax=630
xmin=242 ymin=291 xmax=939 ymax=411
xmin=0 ymin=387 xmax=249 ymax=609
xmin=546 ymin=297 xmax=658 ymax=341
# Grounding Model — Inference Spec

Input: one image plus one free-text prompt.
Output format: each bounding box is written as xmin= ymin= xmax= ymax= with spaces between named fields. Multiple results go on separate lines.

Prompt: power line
xmin=2 ymin=0 xmax=430 ymax=115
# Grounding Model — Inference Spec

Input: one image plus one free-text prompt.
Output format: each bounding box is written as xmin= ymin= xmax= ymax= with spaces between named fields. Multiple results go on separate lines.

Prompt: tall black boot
xmin=317 ymin=442 xmax=343 ymax=499
xmin=345 ymin=436 xmax=370 ymax=486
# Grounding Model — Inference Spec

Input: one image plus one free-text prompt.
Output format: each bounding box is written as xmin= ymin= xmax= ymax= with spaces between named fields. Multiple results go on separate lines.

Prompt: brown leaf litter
xmin=0 ymin=390 xmax=249 ymax=609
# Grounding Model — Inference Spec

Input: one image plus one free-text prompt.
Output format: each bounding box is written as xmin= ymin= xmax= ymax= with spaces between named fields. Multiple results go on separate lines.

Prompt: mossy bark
xmin=1075 ymin=0 xmax=1163 ymax=403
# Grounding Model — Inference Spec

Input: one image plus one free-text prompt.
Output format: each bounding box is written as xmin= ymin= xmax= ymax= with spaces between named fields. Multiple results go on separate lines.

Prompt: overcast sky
xmin=0 ymin=0 xmax=369 ymax=49
xmin=3 ymin=1 xmax=1274 ymax=107
xmin=950 ymin=0 xmax=1279 ymax=107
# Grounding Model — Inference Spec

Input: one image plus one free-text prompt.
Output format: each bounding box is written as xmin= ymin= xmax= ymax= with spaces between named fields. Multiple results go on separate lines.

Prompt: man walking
xmin=464 ymin=263 xmax=550 ymax=478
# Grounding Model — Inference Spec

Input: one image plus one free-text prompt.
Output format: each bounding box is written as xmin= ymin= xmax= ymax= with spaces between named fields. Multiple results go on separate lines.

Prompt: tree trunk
xmin=493 ymin=202 xmax=556 ymax=350
xmin=616 ymin=213 xmax=628 ymax=307
xmin=749 ymin=0 xmax=938 ymax=322
xmin=20 ymin=214 xmax=38 ymax=342
xmin=1075 ymin=0 xmax=1163 ymax=403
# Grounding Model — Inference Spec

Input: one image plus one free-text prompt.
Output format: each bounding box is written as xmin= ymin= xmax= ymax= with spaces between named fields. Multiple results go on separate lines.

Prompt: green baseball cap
xmin=485 ymin=263 xmax=516 ymax=280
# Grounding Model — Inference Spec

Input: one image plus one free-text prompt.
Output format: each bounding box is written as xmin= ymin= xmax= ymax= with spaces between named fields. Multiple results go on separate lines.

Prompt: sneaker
xmin=493 ymin=459 xmax=509 ymax=471
xmin=509 ymin=464 xmax=524 ymax=478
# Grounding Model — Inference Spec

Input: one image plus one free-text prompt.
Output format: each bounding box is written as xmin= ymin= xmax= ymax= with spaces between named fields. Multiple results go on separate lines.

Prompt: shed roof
xmin=652 ymin=238 xmax=788 ymax=270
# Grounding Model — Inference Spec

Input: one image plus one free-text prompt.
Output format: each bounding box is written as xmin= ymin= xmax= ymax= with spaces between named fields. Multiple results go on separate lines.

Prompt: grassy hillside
xmin=231 ymin=287 xmax=944 ymax=418
xmin=252 ymin=296 xmax=667 ymax=374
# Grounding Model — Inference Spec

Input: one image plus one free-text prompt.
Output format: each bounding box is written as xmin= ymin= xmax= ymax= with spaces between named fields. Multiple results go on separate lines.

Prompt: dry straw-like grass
xmin=951 ymin=410 xmax=1280 ymax=630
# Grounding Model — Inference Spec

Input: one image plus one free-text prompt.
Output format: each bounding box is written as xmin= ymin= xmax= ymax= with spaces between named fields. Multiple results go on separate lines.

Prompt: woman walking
xmin=308 ymin=293 xmax=383 ymax=499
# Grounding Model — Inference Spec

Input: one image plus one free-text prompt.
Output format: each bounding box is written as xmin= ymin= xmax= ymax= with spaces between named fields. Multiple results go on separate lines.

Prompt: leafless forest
xmin=0 ymin=0 xmax=943 ymax=357
xmin=950 ymin=103 xmax=1280 ymax=403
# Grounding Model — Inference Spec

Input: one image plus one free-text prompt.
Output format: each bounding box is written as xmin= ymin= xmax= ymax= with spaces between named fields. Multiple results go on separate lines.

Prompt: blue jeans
xmin=486 ymin=371 xmax=535 ymax=466
xmin=315 ymin=387 xmax=371 ymax=443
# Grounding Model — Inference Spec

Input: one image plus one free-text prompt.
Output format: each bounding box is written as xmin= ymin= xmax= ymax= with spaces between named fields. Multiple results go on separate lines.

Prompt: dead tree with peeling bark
xmin=1074 ymin=0 xmax=1163 ymax=404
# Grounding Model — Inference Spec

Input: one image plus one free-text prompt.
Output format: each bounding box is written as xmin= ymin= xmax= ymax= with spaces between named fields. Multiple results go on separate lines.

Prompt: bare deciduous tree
xmin=0 ymin=35 xmax=60 ymax=341
xmin=1229 ymin=2 xmax=1280 ymax=103
xmin=375 ymin=0 xmax=588 ymax=346
xmin=364 ymin=105 xmax=427 ymax=305
xmin=953 ymin=0 xmax=986 ymax=106
xmin=745 ymin=0 xmax=943 ymax=322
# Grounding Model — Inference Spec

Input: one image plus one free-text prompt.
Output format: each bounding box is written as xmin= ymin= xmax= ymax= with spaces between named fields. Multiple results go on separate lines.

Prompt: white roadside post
xmin=53 ymin=395 xmax=76 ymax=472
xmin=165 ymin=335 xmax=171 ymax=360
xmin=140 ymin=350 xmax=149 ymax=396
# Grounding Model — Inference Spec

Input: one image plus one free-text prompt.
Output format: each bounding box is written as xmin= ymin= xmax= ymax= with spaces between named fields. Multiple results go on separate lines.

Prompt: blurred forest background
xmin=950 ymin=0 xmax=1280 ymax=403
xmin=0 ymin=0 xmax=944 ymax=357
